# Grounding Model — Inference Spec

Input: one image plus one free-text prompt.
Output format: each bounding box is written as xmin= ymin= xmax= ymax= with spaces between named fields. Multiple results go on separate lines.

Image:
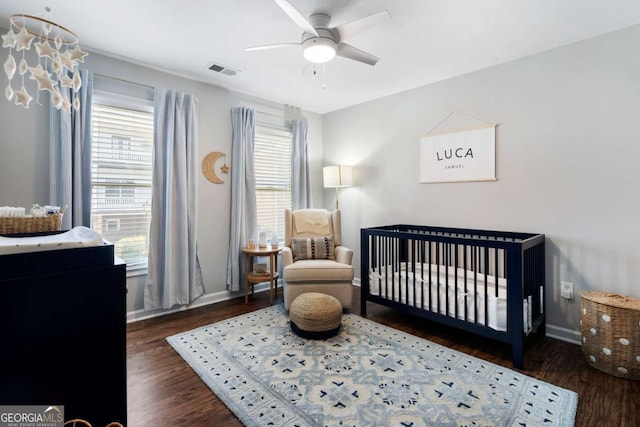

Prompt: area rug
xmin=167 ymin=305 xmax=577 ymax=427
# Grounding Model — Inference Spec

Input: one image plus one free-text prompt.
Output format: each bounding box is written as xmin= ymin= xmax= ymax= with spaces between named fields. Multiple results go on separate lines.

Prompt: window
xmin=254 ymin=123 xmax=292 ymax=241
xmin=104 ymin=178 xmax=136 ymax=204
xmin=91 ymin=97 xmax=153 ymax=269
xmin=105 ymin=219 xmax=120 ymax=232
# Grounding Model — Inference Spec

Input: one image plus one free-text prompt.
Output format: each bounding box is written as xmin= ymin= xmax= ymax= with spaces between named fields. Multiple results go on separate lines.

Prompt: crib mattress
xmin=369 ymin=263 xmax=530 ymax=332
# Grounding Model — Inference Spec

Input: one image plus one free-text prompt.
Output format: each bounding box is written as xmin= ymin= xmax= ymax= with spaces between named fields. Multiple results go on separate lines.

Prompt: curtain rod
xmin=93 ymin=72 xmax=154 ymax=90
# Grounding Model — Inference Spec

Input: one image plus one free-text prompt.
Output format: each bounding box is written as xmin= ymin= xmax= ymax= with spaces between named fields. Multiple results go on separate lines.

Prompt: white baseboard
xmin=129 ymin=279 xmax=583 ymax=348
xmin=126 ymin=281 xmax=279 ymax=323
xmin=545 ymin=324 xmax=581 ymax=345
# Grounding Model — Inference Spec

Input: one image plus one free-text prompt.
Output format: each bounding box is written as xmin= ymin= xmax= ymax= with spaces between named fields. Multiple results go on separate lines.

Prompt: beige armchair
xmin=282 ymin=209 xmax=354 ymax=310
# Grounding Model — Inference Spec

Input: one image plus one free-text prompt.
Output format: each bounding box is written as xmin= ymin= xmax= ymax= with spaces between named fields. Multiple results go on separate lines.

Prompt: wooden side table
xmin=241 ymin=245 xmax=282 ymax=305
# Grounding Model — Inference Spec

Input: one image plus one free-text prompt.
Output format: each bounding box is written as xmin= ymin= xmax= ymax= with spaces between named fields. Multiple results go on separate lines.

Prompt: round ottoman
xmin=289 ymin=292 xmax=342 ymax=339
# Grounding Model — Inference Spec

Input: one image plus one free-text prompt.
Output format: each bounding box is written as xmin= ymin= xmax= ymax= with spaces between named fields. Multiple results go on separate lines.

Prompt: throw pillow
xmin=292 ymin=236 xmax=335 ymax=261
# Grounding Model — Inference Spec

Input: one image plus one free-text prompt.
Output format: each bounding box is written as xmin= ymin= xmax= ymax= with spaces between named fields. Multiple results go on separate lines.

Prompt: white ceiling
xmin=1 ymin=0 xmax=640 ymax=114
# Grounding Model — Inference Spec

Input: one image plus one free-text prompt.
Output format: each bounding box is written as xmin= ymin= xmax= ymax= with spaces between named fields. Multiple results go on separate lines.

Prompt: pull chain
xmin=310 ymin=63 xmax=327 ymax=89
xmin=322 ymin=63 xmax=326 ymax=89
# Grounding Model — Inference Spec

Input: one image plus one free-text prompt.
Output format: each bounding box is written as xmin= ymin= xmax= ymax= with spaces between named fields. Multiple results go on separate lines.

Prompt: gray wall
xmin=2 ymin=24 xmax=638 ymax=338
xmin=0 ymin=49 xmax=324 ymax=320
xmin=323 ymin=24 xmax=640 ymax=341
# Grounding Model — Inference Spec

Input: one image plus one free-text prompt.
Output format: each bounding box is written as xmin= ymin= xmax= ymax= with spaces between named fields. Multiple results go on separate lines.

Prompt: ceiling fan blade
xmin=336 ymin=43 xmax=380 ymax=66
xmin=274 ymin=0 xmax=319 ymax=37
xmin=245 ymin=43 xmax=301 ymax=51
xmin=334 ymin=10 xmax=391 ymax=41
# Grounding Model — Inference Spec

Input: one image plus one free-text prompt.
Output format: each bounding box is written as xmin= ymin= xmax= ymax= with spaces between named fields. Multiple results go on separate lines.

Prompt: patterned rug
xmin=167 ymin=305 xmax=577 ymax=427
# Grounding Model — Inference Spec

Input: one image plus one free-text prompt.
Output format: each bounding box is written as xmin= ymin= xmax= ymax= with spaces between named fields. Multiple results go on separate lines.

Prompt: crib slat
xmin=463 ymin=244 xmax=468 ymax=323
xmin=384 ymin=235 xmax=388 ymax=299
xmin=454 ymin=242 xmax=459 ymax=320
xmin=428 ymin=241 xmax=433 ymax=312
xmin=444 ymin=242 xmax=449 ymax=318
xmin=473 ymin=246 xmax=478 ymax=326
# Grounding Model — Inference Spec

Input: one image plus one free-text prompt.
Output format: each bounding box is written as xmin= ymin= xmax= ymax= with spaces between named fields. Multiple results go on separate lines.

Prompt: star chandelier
xmin=2 ymin=8 xmax=88 ymax=110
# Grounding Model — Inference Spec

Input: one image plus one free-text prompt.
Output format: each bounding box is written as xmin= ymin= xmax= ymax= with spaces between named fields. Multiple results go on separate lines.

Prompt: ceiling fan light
xmin=303 ymin=38 xmax=336 ymax=63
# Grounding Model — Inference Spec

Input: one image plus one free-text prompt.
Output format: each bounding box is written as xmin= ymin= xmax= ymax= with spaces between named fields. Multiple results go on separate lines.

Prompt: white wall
xmin=323 ymin=24 xmax=640 ymax=340
xmin=0 ymin=49 xmax=323 ymax=319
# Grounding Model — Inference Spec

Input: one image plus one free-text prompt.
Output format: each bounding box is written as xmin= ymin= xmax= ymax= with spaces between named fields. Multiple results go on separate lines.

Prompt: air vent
xmin=208 ymin=62 xmax=240 ymax=76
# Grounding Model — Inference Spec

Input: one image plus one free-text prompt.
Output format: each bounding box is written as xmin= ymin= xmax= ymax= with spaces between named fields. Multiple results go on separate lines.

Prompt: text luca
xmin=436 ymin=148 xmax=474 ymax=161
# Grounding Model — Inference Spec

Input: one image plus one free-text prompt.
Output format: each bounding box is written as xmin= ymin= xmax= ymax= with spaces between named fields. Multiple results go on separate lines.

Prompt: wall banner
xmin=419 ymin=124 xmax=496 ymax=183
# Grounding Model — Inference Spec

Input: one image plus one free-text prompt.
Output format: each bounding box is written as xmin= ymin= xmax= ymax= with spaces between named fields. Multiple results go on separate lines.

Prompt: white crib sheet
xmin=0 ymin=226 xmax=105 ymax=255
xmin=369 ymin=263 xmax=530 ymax=332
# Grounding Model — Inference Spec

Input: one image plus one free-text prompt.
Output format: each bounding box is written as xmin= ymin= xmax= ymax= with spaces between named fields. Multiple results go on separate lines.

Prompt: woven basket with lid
xmin=581 ymin=290 xmax=640 ymax=381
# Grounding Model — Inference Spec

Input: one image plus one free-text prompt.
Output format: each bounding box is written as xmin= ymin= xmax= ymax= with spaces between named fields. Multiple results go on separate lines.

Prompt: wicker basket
xmin=581 ymin=290 xmax=640 ymax=381
xmin=0 ymin=206 xmax=67 ymax=235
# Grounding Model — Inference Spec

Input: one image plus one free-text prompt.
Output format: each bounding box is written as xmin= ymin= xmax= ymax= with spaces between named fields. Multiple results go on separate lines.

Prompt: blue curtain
xmin=144 ymin=89 xmax=204 ymax=309
xmin=226 ymin=106 xmax=257 ymax=292
xmin=49 ymin=69 xmax=93 ymax=229
xmin=291 ymin=118 xmax=311 ymax=210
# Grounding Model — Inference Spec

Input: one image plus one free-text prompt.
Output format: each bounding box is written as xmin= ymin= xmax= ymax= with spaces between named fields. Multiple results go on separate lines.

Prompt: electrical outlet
xmin=560 ymin=281 xmax=574 ymax=300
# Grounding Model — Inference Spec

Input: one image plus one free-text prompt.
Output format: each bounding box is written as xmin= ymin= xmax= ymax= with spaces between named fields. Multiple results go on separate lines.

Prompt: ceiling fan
xmin=245 ymin=0 xmax=391 ymax=66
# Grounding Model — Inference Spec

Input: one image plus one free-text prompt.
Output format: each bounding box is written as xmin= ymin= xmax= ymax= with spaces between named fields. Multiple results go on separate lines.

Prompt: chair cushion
xmin=291 ymin=235 xmax=335 ymax=261
xmin=284 ymin=259 xmax=354 ymax=282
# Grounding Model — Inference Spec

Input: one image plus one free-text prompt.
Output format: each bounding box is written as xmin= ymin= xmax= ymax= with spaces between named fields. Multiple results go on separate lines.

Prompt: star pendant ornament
xmin=59 ymin=51 xmax=75 ymax=71
xmin=68 ymin=45 xmax=88 ymax=63
xmin=14 ymin=27 xmax=35 ymax=51
xmin=220 ymin=163 xmax=230 ymax=174
xmin=59 ymin=75 xmax=74 ymax=88
xmin=27 ymin=63 xmax=46 ymax=79
xmin=2 ymin=29 xmax=16 ymax=48
xmin=35 ymin=40 xmax=57 ymax=59
xmin=14 ymin=85 xmax=33 ymax=108
xmin=29 ymin=64 xmax=55 ymax=92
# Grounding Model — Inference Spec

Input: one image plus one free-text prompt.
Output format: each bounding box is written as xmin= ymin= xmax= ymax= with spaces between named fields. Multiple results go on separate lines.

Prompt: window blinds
xmin=254 ymin=123 xmax=292 ymax=240
xmin=91 ymin=102 xmax=153 ymax=267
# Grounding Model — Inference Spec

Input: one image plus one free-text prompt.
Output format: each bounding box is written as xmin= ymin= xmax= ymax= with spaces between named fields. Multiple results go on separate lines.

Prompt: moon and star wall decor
xmin=201 ymin=151 xmax=229 ymax=184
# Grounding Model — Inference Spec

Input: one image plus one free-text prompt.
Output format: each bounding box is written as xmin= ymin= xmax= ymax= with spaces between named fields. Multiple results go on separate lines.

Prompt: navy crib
xmin=360 ymin=224 xmax=545 ymax=369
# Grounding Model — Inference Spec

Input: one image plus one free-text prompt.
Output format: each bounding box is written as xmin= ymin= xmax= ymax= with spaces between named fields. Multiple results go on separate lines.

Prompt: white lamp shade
xmin=323 ymin=165 xmax=353 ymax=188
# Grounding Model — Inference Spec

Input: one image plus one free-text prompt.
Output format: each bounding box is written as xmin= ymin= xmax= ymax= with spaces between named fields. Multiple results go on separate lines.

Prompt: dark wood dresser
xmin=0 ymin=236 xmax=127 ymax=426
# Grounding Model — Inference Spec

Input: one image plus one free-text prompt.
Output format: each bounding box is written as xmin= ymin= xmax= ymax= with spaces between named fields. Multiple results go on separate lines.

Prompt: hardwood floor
xmin=126 ymin=287 xmax=639 ymax=427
